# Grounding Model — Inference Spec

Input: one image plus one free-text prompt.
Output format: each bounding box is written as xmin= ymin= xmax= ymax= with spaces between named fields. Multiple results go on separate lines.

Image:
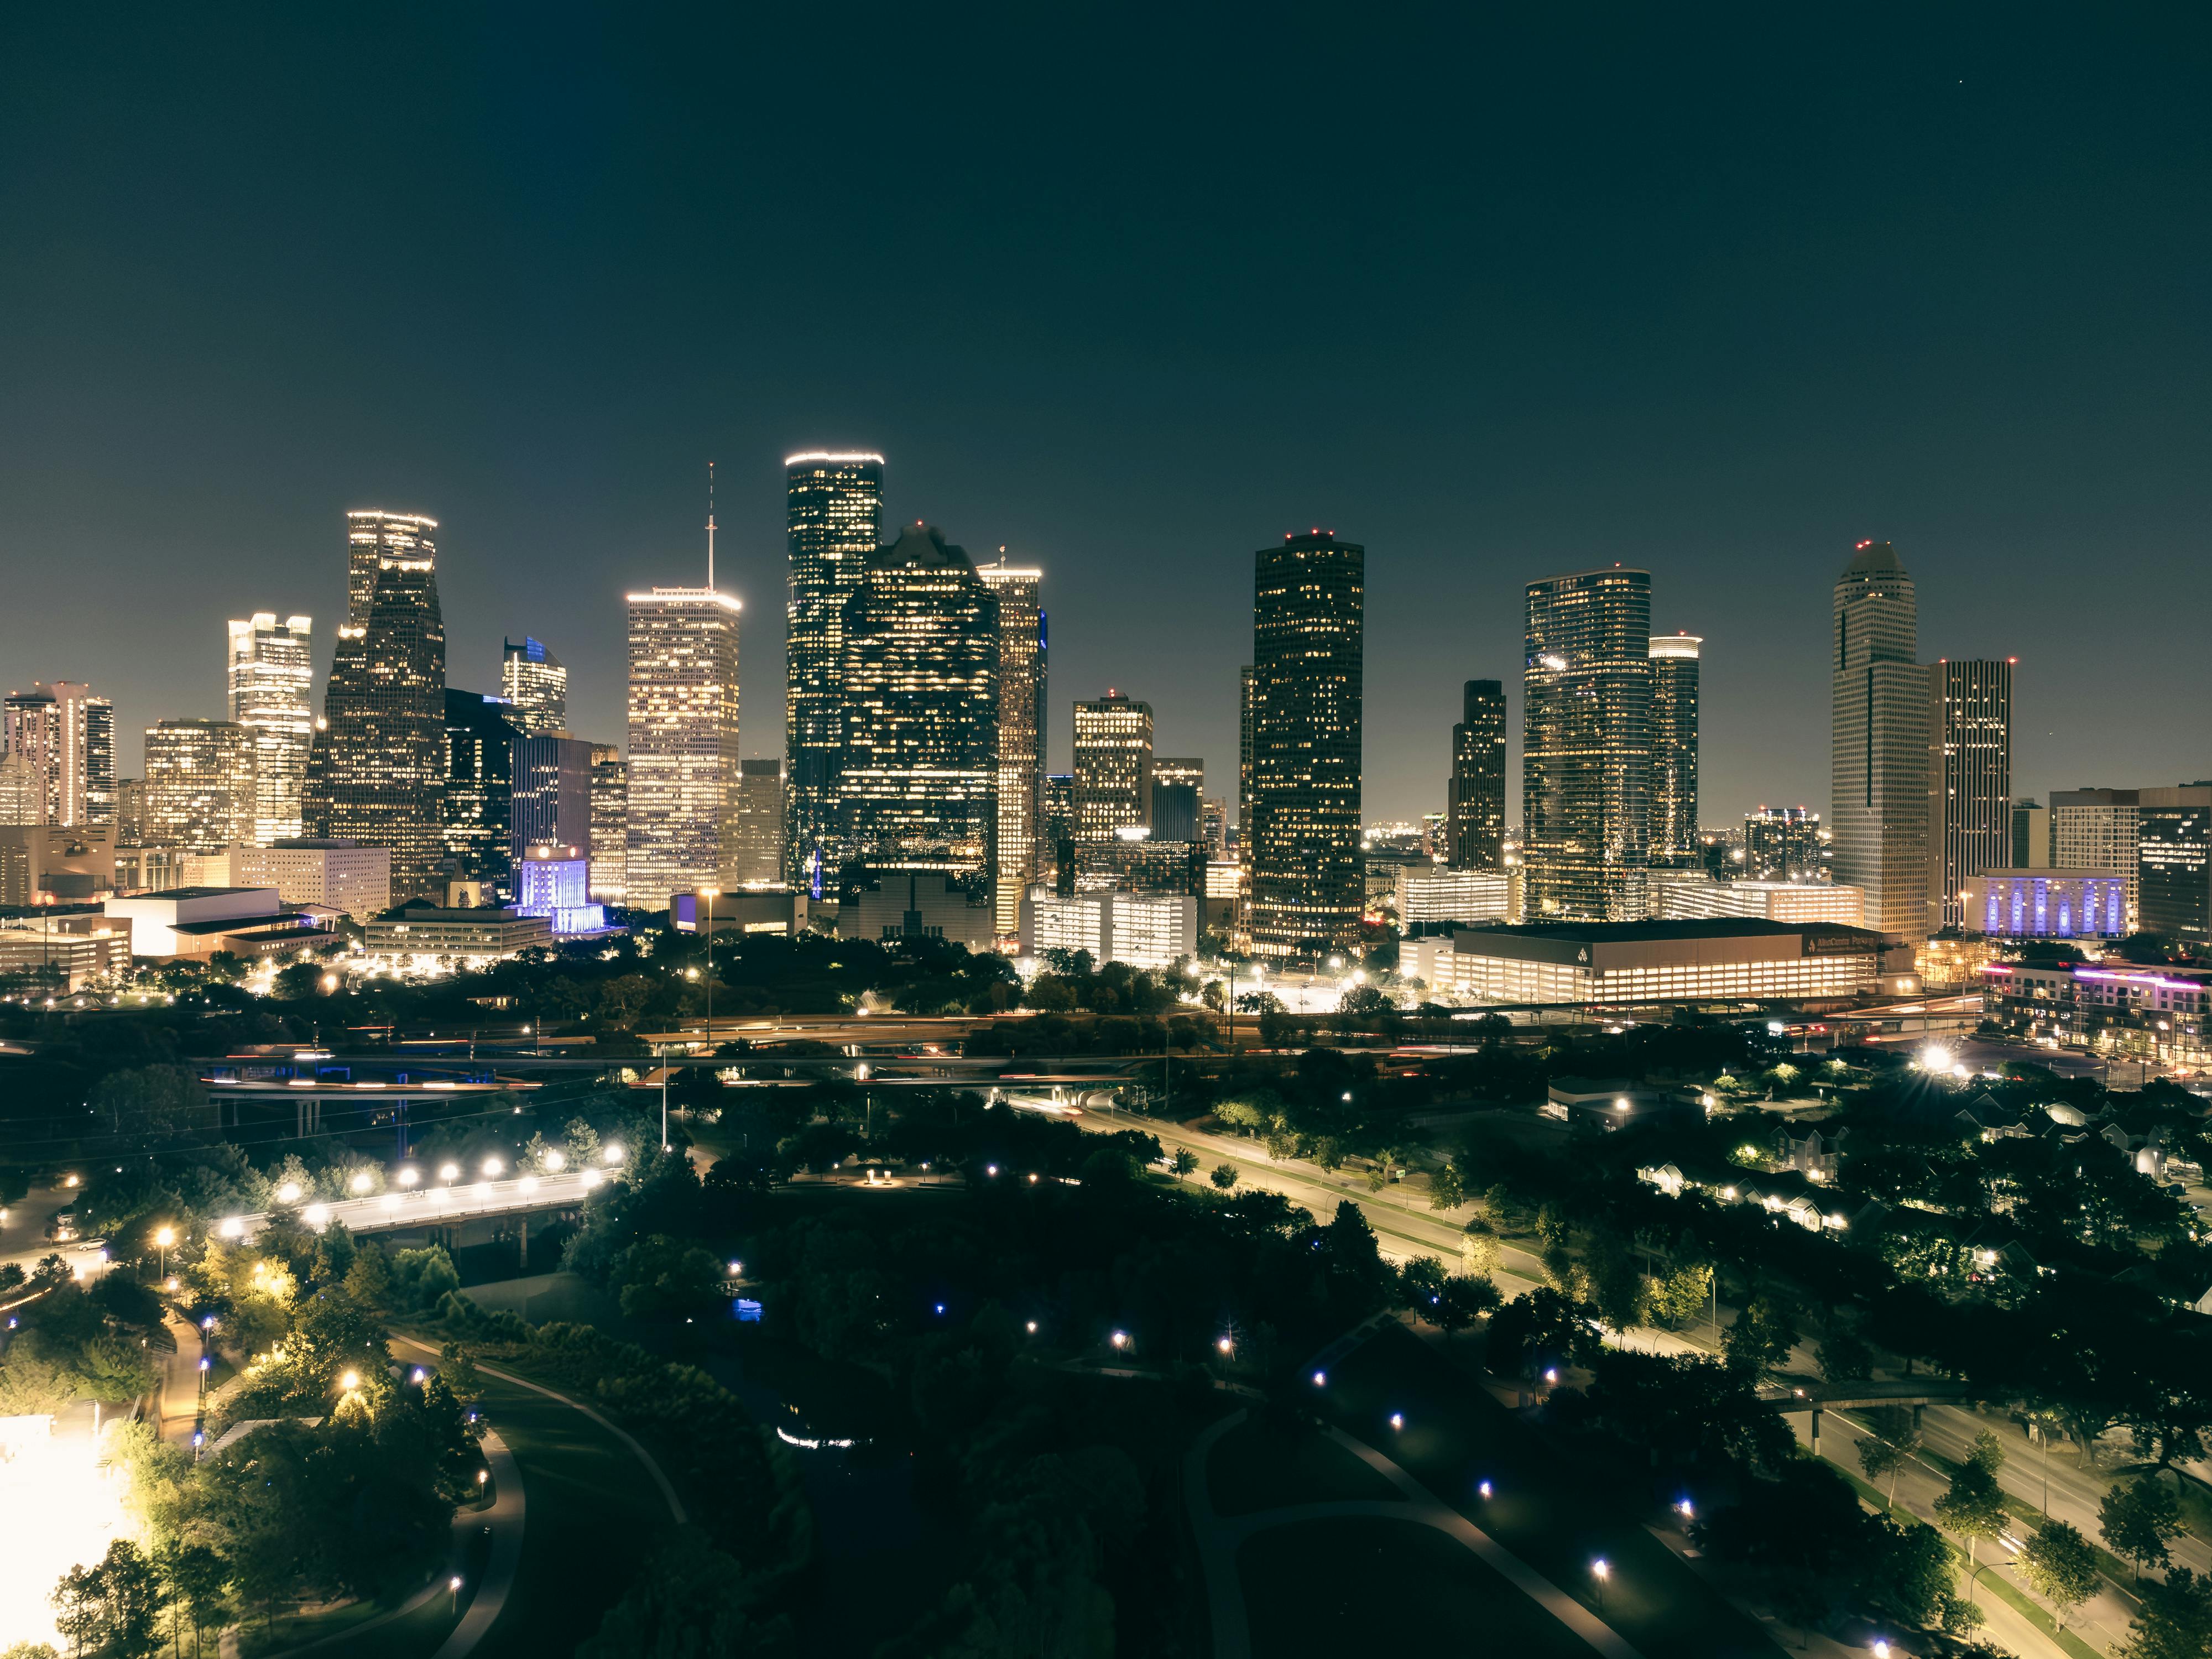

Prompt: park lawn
xmin=1240 ymin=1518 xmax=1601 ymax=1658
xmin=1207 ymin=1416 xmax=1401 ymax=1515
xmin=231 ymin=1524 xmax=486 ymax=1659
xmin=1318 ymin=1324 xmax=1790 ymax=1659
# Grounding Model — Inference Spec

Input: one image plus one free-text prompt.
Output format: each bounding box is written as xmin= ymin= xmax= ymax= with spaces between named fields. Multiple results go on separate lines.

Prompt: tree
xmin=1645 ymin=1261 xmax=1713 ymax=1331
xmin=1170 ymin=1148 xmax=1199 ymax=1182
xmin=2018 ymin=1519 xmax=2100 ymax=1630
xmin=2121 ymin=1566 xmax=2212 ymax=1659
xmin=611 ymin=1234 xmax=727 ymax=1322
xmin=158 ymin=1541 xmax=228 ymax=1657
xmin=1428 ymin=1162 xmax=1465 ymax=1212
xmin=1856 ymin=1424 xmax=1922 ymax=1509
xmin=2102 ymin=1475 xmax=2187 ymax=1579
xmin=578 ymin=1526 xmax=791 ymax=1658
xmin=0 ymin=1350 xmax=77 ymax=1416
xmin=1433 ymin=1276 xmax=1502 ymax=1333
xmin=1209 ymin=1163 xmax=1239 ymax=1192
xmin=1723 ymin=1293 xmax=1798 ymax=1377
xmin=1458 ymin=1223 xmax=1499 ymax=1277
xmin=1583 ymin=1231 xmax=1646 ymax=1333
xmin=1815 ymin=1322 xmax=1875 ymax=1382
xmin=1934 ymin=1444 xmax=2010 ymax=1588
xmin=90 ymin=1066 xmax=207 ymax=1140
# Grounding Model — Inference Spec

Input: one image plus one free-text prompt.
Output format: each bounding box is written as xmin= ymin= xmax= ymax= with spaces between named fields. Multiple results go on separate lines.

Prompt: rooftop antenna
xmin=706 ymin=461 xmax=717 ymax=591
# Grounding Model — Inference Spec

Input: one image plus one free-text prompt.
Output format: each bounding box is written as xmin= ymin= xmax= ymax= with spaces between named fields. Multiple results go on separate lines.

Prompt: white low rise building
xmin=1649 ymin=872 xmax=1865 ymax=927
xmin=1019 ymin=886 xmax=1196 ymax=971
xmin=232 ymin=839 xmax=392 ymax=919
xmin=1395 ymin=867 xmax=1514 ymax=926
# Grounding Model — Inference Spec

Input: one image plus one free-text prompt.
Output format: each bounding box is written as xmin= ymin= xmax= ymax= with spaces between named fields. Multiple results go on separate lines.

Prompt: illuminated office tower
xmin=1647 ymin=634 xmax=1701 ymax=863
xmin=1830 ymin=541 xmax=1927 ymax=936
xmin=588 ymin=743 xmax=627 ymax=906
xmin=1238 ymin=665 xmax=1255 ymax=864
xmin=443 ymin=692 xmax=520 ymax=896
xmin=1073 ymin=694 xmax=1154 ymax=843
xmin=2137 ymin=784 xmax=2212 ymax=948
xmin=1926 ymin=658 xmax=2012 ymax=931
xmin=512 ymin=731 xmax=593 ymax=860
xmin=837 ymin=523 xmax=998 ymax=875
xmin=1446 ymin=679 xmax=1506 ymax=871
xmin=346 ymin=510 xmax=438 ymax=628
xmin=627 ymin=586 xmax=740 ymax=912
xmin=501 ymin=637 xmax=568 ymax=737
xmin=1 ymin=682 xmax=114 ymax=827
xmin=978 ymin=558 xmax=1046 ymax=933
xmin=1 ymin=757 xmax=43 ymax=827
xmin=1745 ymin=806 xmax=1824 ymax=880
xmin=1248 ymin=530 xmax=1364 ymax=958
xmin=734 ymin=758 xmax=787 ymax=885
xmin=306 ymin=518 xmax=447 ymax=899
xmin=143 ymin=719 xmax=255 ymax=851
xmin=785 ymin=451 xmax=885 ymax=881
xmin=1522 ymin=567 xmax=1651 ymax=921
xmin=227 ymin=613 xmax=314 ymax=843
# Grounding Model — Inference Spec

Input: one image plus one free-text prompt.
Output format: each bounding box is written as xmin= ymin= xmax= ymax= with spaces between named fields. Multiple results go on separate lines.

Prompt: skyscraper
xmin=626 ymin=586 xmax=740 ymax=912
xmin=1073 ymin=693 xmax=1154 ymax=843
xmin=978 ymin=558 xmax=1046 ymax=935
xmin=2138 ymin=785 xmax=2212 ymax=948
xmin=306 ymin=516 xmax=447 ymax=899
xmin=1 ymin=682 xmax=114 ymax=827
xmin=785 ymin=452 xmax=885 ymax=883
xmin=588 ymin=743 xmax=627 ymax=906
xmin=1745 ymin=806 xmax=1825 ymax=880
xmin=1926 ymin=659 xmax=2012 ymax=931
xmin=512 ymin=731 xmax=593 ymax=859
xmin=1446 ymin=679 xmax=1506 ymax=871
xmin=1522 ymin=567 xmax=1651 ymax=921
xmin=2052 ymin=787 xmax=2141 ymax=924
xmin=442 ymin=692 xmax=519 ymax=896
xmin=1151 ymin=758 xmax=1203 ymax=845
xmin=501 ymin=637 xmax=568 ymax=737
xmin=1830 ymin=541 xmax=1927 ymax=936
xmin=734 ymin=758 xmax=786 ymax=886
xmin=1238 ymin=665 xmax=1255 ymax=865
xmin=837 ymin=524 xmax=998 ymax=878
xmin=1248 ymin=530 xmax=1364 ymax=958
xmin=227 ymin=613 xmax=314 ymax=844
xmin=144 ymin=719 xmax=255 ymax=851
xmin=1647 ymin=634 xmax=1701 ymax=864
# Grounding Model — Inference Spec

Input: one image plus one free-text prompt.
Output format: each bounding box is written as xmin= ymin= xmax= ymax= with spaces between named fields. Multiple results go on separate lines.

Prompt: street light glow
xmin=1312 ymin=1370 xmax=1327 ymax=1386
xmin=602 ymin=1144 xmax=625 ymax=1165
xmin=340 ymin=1370 xmax=360 ymax=1391
xmin=438 ymin=1164 xmax=461 ymax=1182
xmin=154 ymin=1225 xmax=175 ymax=1248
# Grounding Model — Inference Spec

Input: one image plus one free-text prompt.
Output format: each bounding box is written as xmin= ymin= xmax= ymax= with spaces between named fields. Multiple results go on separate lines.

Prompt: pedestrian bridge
xmin=1759 ymin=1373 xmax=1979 ymax=1454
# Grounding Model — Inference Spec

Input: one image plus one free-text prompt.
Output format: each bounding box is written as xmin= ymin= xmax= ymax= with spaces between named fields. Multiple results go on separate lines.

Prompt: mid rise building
xmin=1647 ymin=634 xmax=1701 ymax=862
xmin=1 ymin=756 xmax=45 ymax=826
xmin=978 ymin=559 xmax=1046 ymax=934
xmin=1248 ymin=531 xmax=1364 ymax=958
xmin=1522 ymin=567 xmax=1651 ymax=921
xmin=1019 ymin=886 xmax=1197 ymax=971
xmin=442 ymin=692 xmax=519 ymax=898
xmin=1959 ymin=869 xmax=2128 ymax=940
xmin=1446 ymin=679 xmax=1506 ymax=872
xmin=1040 ymin=773 xmax=1076 ymax=892
xmin=226 ymin=613 xmax=314 ymax=843
xmin=361 ymin=902 xmax=552 ymax=961
xmin=588 ymin=744 xmax=627 ymax=906
xmin=2 ymin=682 xmax=115 ymax=827
xmin=840 ymin=871 xmax=994 ymax=949
xmin=500 ymin=637 xmax=568 ymax=736
xmin=232 ymin=838 xmax=392 ymax=917
xmin=143 ymin=719 xmax=255 ymax=852
xmin=1744 ymin=806 xmax=1825 ymax=881
xmin=1395 ymin=867 xmax=1513 ymax=927
xmin=2009 ymin=799 xmax=2052 ymax=869
xmin=514 ymin=843 xmax=606 ymax=935
xmin=1926 ymin=659 xmax=2013 ymax=932
xmin=626 ymin=585 xmax=740 ymax=912
xmin=0 ymin=825 xmax=116 ymax=906
xmin=2138 ymin=785 xmax=2212 ymax=948
xmin=785 ymin=451 xmax=885 ymax=884
xmin=511 ymin=731 xmax=593 ymax=862
xmin=2052 ymin=788 xmax=2142 ymax=926
xmin=113 ymin=776 xmax=147 ymax=844
xmin=1073 ymin=693 xmax=1154 ymax=842
xmin=1830 ymin=541 xmax=1926 ymax=936
xmin=1648 ymin=871 xmax=1865 ymax=926
xmin=734 ymin=758 xmax=787 ymax=885
xmin=307 ymin=514 xmax=446 ymax=899
xmin=1201 ymin=796 xmax=1228 ymax=856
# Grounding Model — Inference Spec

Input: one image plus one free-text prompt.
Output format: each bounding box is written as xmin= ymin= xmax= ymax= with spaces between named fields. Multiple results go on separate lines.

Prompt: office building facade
xmin=1019 ymin=886 xmax=1197 ymax=971
xmin=1647 ymin=633 xmax=1700 ymax=862
xmin=1248 ymin=531 xmax=1364 ymax=957
xmin=1073 ymin=693 xmax=1154 ymax=842
xmin=226 ymin=613 xmax=314 ymax=843
xmin=2 ymin=682 xmax=115 ymax=827
xmin=346 ymin=510 xmax=437 ymax=628
xmin=2052 ymin=789 xmax=2142 ymax=926
xmin=232 ymin=839 xmax=393 ymax=918
xmin=442 ymin=692 xmax=520 ymax=896
xmin=588 ymin=743 xmax=627 ymax=906
xmin=978 ymin=559 xmax=1046 ymax=934
xmin=1926 ymin=659 xmax=2012 ymax=932
xmin=1446 ymin=679 xmax=1506 ymax=871
xmin=1744 ymin=806 xmax=1824 ymax=881
xmin=143 ymin=719 xmax=255 ymax=852
xmin=626 ymin=587 xmax=740 ymax=912
xmin=1650 ymin=872 xmax=1866 ymax=927
xmin=1830 ymin=541 xmax=1927 ymax=936
xmin=1960 ymin=869 xmax=2129 ymax=940
xmin=1395 ymin=867 xmax=1513 ymax=927
xmin=734 ymin=758 xmax=787 ymax=885
xmin=2009 ymin=799 xmax=2052 ymax=869
xmin=2138 ymin=785 xmax=2212 ymax=947
xmin=785 ymin=452 xmax=885 ymax=883
xmin=1238 ymin=665 xmax=1255 ymax=865
xmin=1522 ymin=567 xmax=1652 ymax=921
xmin=500 ymin=637 xmax=567 ymax=736
xmin=1421 ymin=918 xmax=1884 ymax=1007
xmin=512 ymin=731 xmax=593 ymax=860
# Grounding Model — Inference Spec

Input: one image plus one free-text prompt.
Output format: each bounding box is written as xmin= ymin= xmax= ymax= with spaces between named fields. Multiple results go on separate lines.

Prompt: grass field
xmin=1206 ymin=1416 xmax=1400 ymax=1515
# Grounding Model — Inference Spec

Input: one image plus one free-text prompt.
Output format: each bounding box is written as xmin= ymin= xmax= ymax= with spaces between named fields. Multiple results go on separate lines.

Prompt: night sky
xmin=3 ymin=8 xmax=2206 ymax=824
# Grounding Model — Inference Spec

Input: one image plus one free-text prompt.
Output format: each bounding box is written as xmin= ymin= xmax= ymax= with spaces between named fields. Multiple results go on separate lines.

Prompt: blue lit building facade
xmin=1959 ymin=868 xmax=2128 ymax=939
xmin=515 ymin=844 xmax=604 ymax=934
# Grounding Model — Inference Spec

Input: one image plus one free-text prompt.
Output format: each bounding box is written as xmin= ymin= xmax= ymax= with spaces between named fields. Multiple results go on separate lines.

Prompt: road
xmin=0 ymin=1182 xmax=76 ymax=1275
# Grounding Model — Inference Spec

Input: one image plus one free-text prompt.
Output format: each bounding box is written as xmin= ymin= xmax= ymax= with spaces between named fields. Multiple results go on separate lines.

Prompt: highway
xmin=215 ymin=1164 xmax=614 ymax=1243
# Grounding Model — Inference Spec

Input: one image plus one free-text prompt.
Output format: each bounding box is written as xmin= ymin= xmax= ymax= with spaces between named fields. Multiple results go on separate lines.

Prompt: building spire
xmin=706 ymin=460 xmax=717 ymax=591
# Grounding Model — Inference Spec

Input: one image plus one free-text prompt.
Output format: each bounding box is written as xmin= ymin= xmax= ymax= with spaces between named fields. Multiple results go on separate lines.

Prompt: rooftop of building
xmin=1839 ymin=539 xmax=1906 ymax=577
xmin=114 ymin=886 xmax=275 ymax=902
xmin=869 ymin=522 xmax=973 ymax=573
xmin=1457 ymin=917 xmax=1884 ymax=945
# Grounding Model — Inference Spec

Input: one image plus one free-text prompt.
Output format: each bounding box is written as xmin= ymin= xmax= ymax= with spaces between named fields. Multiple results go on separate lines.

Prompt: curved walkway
xmin=430 ymin=1429 xmax=523 ymax=1659
xmin=1185 ymin=1410 xmax=1644 ymax=1659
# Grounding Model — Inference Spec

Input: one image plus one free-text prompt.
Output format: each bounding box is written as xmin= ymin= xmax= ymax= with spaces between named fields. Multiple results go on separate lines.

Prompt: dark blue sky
xmin=3 ymin=6 xmax=2206 ymax=823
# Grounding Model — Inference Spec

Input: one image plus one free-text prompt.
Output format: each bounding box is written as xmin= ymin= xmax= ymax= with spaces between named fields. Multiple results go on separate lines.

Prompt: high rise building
xmin=227 ymin=613 xmax=314 ymax=844
xmin=837 ymin=524 xmax=998 ymax=878
xmin=1040 ymin=773 xmax=1076 ymax=893
xmin=2 ymin=682 xmax=115 ymax=827
xmin=512 ymin=731 xmax=593 ymax=860
xmin=1926 ymin=659 xmax=2013 ymax=931
xmin=588 ymin=743 xmax=627 ymax=906
xmin=443 ymin=692 xmax=519 ymax=896
xmin=978 ymin=559 xmax=1046 ymax=935
xmin=1201 ymin=796 xmax=1228 ymax=855
xmin=2008 ymin=799 xmax=2052 ymax=869
xmin=1830 ymin=541 xmax=1927 ymax=937
xmin=626 ymin=586 xmax=740 ymax=912
xmin=1522 ymin=567 xmax=1651 ymax=921
xmin=1248 ymin=530 xmax=1365 ymax=958
xmin=1 ymin=757 xmax=44 ymax=827
xmin=1648 ymin=633 xmax=1701 ymax=863
xmin=1446 ymin=679 xmax=1506 ymax=871
xmin=1151 ymin=760 xmax=1203 ymax=844
xmin=1073 ymin=694 xmax=1154 ymax=843
xmin=784 ymin=452 xmax=885 ymax=883
xmin=2138 ymin=785 xmax=2212 ymax=948
xmin=143 ymin=719 xmax=255 ymax=852
xmin=346 ymin=510 xmax=439 ymax=628
xmin=306 ymin=517 xmax=447 ymax=900
xmin=1744 ymin=806 xmax=1825 ymax=880
xmin=2052 ymin=788 xmax=2142 ymax=925
xmin=1238 ymin=665 xmax=1255 ymax=865
xmin=734 ymin=758 xmax=787 ymax=885
xmin=500 ymin=637 xmax=568 ymax=737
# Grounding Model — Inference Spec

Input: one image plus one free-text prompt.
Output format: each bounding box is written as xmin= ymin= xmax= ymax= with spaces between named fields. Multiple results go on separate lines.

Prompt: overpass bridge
xmin=1760 ymin=1372 xmax=1978 ymax=1452
xmin=215 ymin=1165 xmax=609 ymax=1254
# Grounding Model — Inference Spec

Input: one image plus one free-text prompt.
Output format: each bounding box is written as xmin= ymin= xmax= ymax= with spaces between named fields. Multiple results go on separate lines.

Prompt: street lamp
xmin=340 ymin=1370 xmax=360 ymax=1392
xmin=448 ymin=1575 xmax=463 ymax=1616
xmin=1590 ymin=1559 xmax=1608 ymax=1611
xmin=154 ymin=1225 xmax=175 ymax=1281
xmin=696 ymin=885 xmax=720 ymax=1045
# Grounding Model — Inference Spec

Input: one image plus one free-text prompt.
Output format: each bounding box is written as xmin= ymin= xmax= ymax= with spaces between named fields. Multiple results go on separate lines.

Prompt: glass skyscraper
xmin=837 ymin=524 xmax=999 ymax=879
xmin=625 ymin=586 xmax=740 ymax=912
xmin=2138 ymin=785 xmax=2212 ymax=948
xmin=978 ymin=559 xmax=1046 ymax=935
xmin=1073 ymin=692 xmax=1154 ymax=843
xmin=588 ymin=742 xmax=627 ymax=906
xmin=734 ymin=757 xmax=786 ymax=885
xmin=501 ymin=637 xmax=568 ymax=737
xmin=227 ymin=612 xmax=314 ymax=843
xmin=144 ymin=718 xmax=255 ymax=851
xmin=346 ymin=510 xmax=439 ymax=629
xmin=785 ymin=452 xmax=885 ymax=882
xmin=443 ymin=691 xmax=520 ymax=897
xmin=1926 ymin=658 xmax=2012 ymax=931
xmin=1523 ymin=567 xmax=1652 ymax=921
xmin=307 ymin=517 xmax=447 ymax=899
xmin=1446 ymin=679 xmax=1506 ymax=871
xmin=1647 ymin=633 xmax=1702 ymax=864
xmin=1830 ymin=541 xmax=1927 ymax=936
xmin=1248 ymin=530 xmax=1364 ymax=959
